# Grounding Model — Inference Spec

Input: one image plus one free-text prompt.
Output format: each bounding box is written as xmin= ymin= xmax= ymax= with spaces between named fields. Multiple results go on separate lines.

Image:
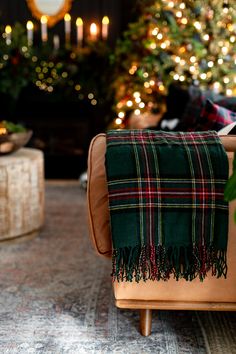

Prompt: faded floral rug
xmin=0 ymin=181 xmax=235 ymax=354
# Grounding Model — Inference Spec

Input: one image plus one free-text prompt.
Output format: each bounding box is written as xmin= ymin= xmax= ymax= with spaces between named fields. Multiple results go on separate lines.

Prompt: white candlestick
xmin=26 ymin=21 xmax=34 ymax=46
xmin=41 ymin=16 xmax=48 ymax=43
xmin=90 ymin=23 xmax=98 ymax=41
xmin=53 ymin=35 xmax=60 ymax=51
xmin=64 ymin=13 xmax=71 ymax=44
xmin=102 ymin=16 xmax=109 ymax=40
xmin=5 ymin=25 xmax=12 ymax=45
xmin=76 ymin=17 xmax=83 ymax=46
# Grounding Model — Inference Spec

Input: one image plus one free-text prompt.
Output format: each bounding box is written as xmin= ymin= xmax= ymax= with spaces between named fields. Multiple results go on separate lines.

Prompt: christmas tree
xmin=112 ymin=0 xmax=236 ymax=128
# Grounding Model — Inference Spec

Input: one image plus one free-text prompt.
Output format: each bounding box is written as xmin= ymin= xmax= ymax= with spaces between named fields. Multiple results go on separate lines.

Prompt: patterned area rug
xmin=0 ymin=181 xmax=235 ymax=354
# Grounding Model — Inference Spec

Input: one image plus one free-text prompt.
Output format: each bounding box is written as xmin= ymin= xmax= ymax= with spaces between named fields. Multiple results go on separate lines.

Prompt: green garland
xmin=0 ymin=23 xmax=114 ymax=108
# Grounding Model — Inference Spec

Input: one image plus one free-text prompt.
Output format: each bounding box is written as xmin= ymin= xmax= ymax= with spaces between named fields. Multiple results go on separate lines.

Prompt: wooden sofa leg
xmin=140 ymin=309 xmax=152 ymax=336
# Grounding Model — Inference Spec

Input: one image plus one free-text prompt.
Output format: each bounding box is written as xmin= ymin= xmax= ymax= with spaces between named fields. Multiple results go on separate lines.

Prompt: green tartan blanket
xmin=105 ymin=130 xmax=229 ymax=282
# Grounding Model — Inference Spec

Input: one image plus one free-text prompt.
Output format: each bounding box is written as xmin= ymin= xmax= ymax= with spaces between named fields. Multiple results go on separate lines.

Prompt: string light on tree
xmin=112 ymin=0 xmax=236 ymax=122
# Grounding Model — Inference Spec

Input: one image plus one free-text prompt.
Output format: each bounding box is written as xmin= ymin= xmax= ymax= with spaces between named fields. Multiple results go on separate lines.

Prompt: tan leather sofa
xmin=87 ymin=133 xmax=236 ymax=336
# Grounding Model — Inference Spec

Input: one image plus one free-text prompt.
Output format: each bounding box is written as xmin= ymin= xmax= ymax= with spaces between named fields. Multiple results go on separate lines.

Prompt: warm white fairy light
xmin=230 ymin=36 xmax=236 ymax=43
xmin=226 ymin=89 xmax=232 ymax=96
xmin=134 ymin=109 xmax=141 ymax=115
xmin=157 ymin=33 xmax=163 ymax=40
xmin=218 ymin=58 xmax=223 ymax=64
xmin=129 ymin=65 xmax=137 ymax=75
xmin=143 ymin=72 xmax=149 ymax=78
xmin=115 ymin=118 xmax=122 ymax=125
xmin=208 ymin=61 xmax=214 ymax=68
xmin=203 ymin=34 xmax=209 ymax=41
xmin=194 ymin=21 xmax=202 ymax=30
xmin=118 ymin=111 xmax=125 ymax=118
xmin=175 ymin=56 xmax=181 ymax=63
xmin=173 ymin=73 xmax=179 ymax=80
xmin=133 ymin=92 xmax=140 ymax=98
xmin=179 ymin=75 xmax=185 ymax=82
xmin=223 ymin=77 xmax=230 ymax=84
xmin=144 ymin=82 xmax=150 ymax=88
xmin=135 ymin=97 xmax=141 ymax=103
xmin=190 ymin=66 xmax=196 ymax=73
xmin=126 ymin=100 xmax=133 ymax=107
xmin=139 ymin=102 xmax=145 ymax=108
xmin=161 ymin=42 xmax=167 ymax=49
xmin=152 ymin=28 xmax=159 ymax=36
xmin=149 ymin=80 xmax=155 ymax=86
xmin=180 ymin=2 xmax=186 ymax=9
xmin=181 ymin=18 xmax=188 ymax=24
xmin=190 ymin=56 xmax=196 ymax=63
xmin=200 ymin=73 xmax=207 ymax=80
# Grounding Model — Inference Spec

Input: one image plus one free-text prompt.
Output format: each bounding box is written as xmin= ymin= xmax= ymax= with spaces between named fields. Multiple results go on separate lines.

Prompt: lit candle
xmin=5 ymin=25 xmax=12 ymax=45
xmin=53 ymin=35 xmax=60 ymax=51
xmin=0 ymin=126 xmax=7 ymax=135
xmin=64 ymin=13 xmax=71 ymax=44
xmin=102 ymin=16 xmax=109 ymax=40
xmin=26 ymin=21 xmax=34 ymax=46
xmin=76 ymin=17 xmax=83 ymax=46
xmin=90 ymin=23 xmax=98 ymax=41
xmin=41 ymin=15 xmax=48 ymax=43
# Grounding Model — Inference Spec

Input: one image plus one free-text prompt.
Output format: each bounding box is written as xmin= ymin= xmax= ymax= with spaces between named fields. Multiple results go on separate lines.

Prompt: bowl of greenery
xmin=0 ymin=120 xmax=32 ymax=155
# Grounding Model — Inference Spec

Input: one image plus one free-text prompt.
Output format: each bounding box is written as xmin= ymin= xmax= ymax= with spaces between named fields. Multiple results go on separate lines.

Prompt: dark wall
xmin=0 ymin=0 xmax=139 ymax=178
xmin=0 ymin=0 xmax=137 ymax=46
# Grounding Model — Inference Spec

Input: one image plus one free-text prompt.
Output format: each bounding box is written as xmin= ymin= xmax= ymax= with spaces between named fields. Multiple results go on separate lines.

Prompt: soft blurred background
xmin=0 ymin=0 xmax=235 ymax=178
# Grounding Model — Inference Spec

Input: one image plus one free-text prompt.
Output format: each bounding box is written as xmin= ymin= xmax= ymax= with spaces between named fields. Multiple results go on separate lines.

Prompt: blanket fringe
xmin=111 ymin=244 xmax=227 ymax=282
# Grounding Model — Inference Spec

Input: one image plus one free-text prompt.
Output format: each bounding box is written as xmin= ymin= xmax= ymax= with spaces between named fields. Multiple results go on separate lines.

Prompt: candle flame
xmin=5 ymin=25 xmax=12 ymax=34
xmin=102 ymin=16 xmax=109 ymax=25
xmin=64 ymin=13 xmax=71 ymax=21
xmin=41 ymin=15 xmax=48 ymax=24
xmin=0 ymin=127 xmax=7 ymax=135
xmin=76 ymin=17 xmax=83 ymax=26
xmin=90 ymin=23 xmax=98 ymax=36
xmin=26 ymin=21 xmax=34 ymax=30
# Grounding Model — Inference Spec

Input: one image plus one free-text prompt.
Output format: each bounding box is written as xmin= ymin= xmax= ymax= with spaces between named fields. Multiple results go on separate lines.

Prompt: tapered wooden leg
xmin=140 ymin=309 xmax=152 ymax=336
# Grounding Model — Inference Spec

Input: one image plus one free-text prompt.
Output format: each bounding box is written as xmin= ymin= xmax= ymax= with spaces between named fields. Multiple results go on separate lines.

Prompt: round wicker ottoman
xmin=0 ymin=148 xmax=44 ymax=244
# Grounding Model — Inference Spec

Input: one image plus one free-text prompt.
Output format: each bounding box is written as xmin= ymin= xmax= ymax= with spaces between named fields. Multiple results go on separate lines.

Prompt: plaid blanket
xmin=105 ymin=130 xmax=229 ymax=282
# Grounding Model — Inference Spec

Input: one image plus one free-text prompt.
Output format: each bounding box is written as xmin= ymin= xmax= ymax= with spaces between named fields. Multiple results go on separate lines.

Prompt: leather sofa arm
xmin=87 ymin=133 xmax=236 ymax=258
